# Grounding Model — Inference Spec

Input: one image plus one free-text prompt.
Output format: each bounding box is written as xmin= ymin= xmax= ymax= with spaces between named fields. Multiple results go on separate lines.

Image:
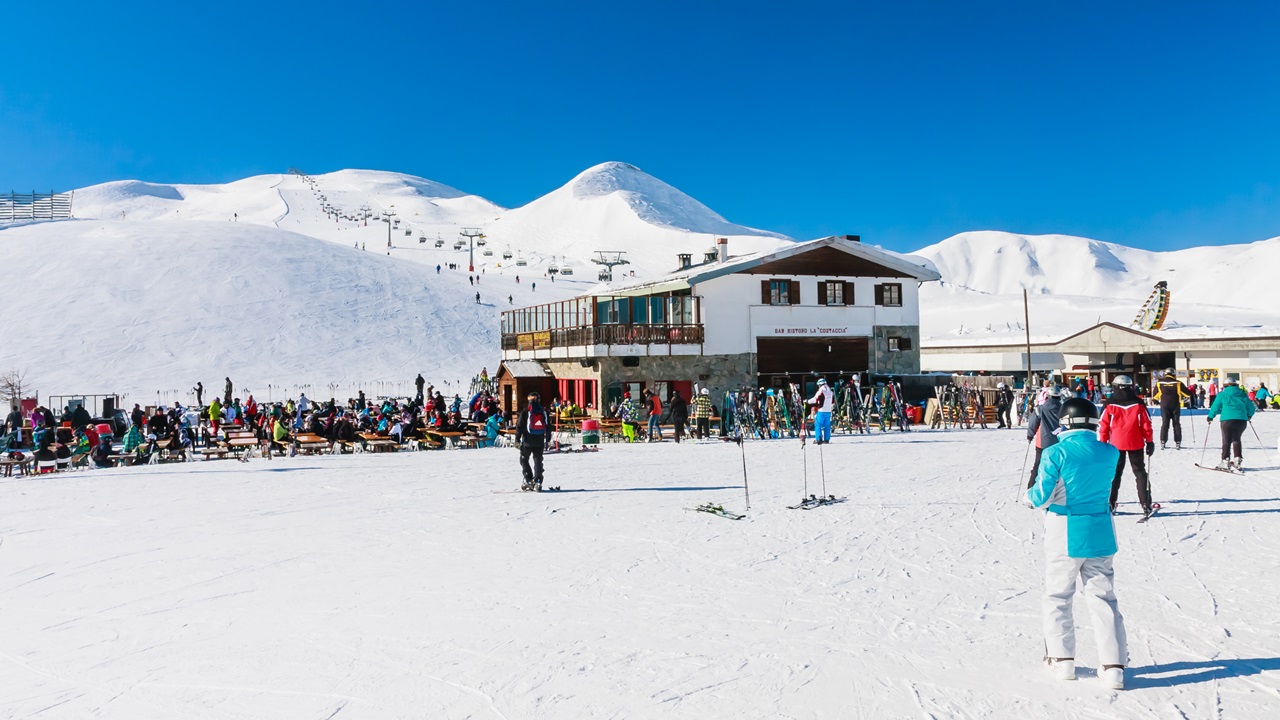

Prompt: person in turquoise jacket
xmin=1027 ymin=397 xmax=1129 ymax=690
xmin=482 ymin=414 xmax=502 ymax=448
xmin=1207 ymin=377 xmax=1256 ymax=470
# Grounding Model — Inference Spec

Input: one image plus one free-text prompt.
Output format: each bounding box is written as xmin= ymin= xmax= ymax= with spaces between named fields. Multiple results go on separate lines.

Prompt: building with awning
xmin=922 ymin=321 xmax=1280 ymax=391
xmin=497 ymin=235 xmax=940 ymax=414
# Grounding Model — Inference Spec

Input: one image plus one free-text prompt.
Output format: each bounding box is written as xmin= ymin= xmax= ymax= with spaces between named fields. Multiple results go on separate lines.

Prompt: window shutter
xmin=844 ymin=281 xmax=854 ymax=306
xmin=901 ymin=337 xmax=913 ymax=351
xmin=817 ymin=281 xmax=828 ymax=306
xmin=875 ymin=284 xmax=885 ymax=306
xmin=761 ymin=280 xmax=771 ymax=304
xmin=789 ymin=280 xmax=800 ymax=305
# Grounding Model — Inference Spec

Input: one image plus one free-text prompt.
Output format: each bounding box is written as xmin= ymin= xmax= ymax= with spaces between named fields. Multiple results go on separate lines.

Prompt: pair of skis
xmin=786 ymin=494 xmax=847 ymax=510
xmin=689 ymin=502 xmax=745 ymax=520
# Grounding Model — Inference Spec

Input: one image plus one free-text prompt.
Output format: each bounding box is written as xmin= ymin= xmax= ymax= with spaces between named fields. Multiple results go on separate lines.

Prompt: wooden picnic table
xmin=359 ymin=433 xmax=399 ymax=452
xmin=294 ymin=433 xmax=331 ymax=454
xmin=1 ymin=457 xmax=33 ymax=476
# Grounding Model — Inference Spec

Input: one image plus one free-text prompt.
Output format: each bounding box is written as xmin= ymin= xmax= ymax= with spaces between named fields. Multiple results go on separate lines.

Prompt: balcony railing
xmin=502 ymin=324 xmax=704 ymax=351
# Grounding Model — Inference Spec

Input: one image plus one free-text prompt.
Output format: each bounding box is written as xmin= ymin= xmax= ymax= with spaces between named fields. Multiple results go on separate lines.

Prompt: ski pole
xmin=739 ymin=433 xmax=751 ymax=510
xmin=1187 ymin=404 xmax=1196 ymax=446
xmin=819 ymin=440 xmax=827 ymax=497
xmin=1199 ymin=418 xmax=1212 ymax=467
xmin=1017 ymin=439 xmax=1032 ymax=504
xmin=1248 ymin=421 xmax=1273 ymax=464
xmin=802 ymin=425 xmax=808 ymax=499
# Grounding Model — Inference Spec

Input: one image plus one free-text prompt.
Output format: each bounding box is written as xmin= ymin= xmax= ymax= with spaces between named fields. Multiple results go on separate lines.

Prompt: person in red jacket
xmin=1098 ymin=375 xmax=1155 ymax=516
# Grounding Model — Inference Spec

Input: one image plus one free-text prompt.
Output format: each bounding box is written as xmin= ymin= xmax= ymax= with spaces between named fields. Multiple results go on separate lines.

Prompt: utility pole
xmin=459 ymin=227 xmax=484 ymax=272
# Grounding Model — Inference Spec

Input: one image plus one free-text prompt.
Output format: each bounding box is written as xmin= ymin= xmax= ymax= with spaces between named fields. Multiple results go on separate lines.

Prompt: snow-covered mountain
xmin=480 ymin=162 xmax=791 ymax=276
xmin=915 ymin=230 xmax=1280 ymax=344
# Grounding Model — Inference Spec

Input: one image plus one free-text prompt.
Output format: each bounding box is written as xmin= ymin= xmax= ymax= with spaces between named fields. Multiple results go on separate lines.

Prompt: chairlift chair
xmin=502 ymin=248 xmax=513 ymax=260
xmin=435 ymin=238 xmax=445 ymax=248
xmin=483 ymin=248 xmax=494 ymax=256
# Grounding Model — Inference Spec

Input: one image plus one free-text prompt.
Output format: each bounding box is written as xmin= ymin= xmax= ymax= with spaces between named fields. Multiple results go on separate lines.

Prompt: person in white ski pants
xmin=1027 ymin=397 xmax=1129 ymax=689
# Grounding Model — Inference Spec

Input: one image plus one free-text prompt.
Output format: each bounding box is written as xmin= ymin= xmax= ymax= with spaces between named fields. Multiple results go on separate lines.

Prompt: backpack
xmin=527 ymin=408 xmax=547 ymax=435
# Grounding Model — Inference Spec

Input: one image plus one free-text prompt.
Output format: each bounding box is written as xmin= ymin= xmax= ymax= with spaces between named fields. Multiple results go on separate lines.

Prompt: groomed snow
xmin=4 ymin=422 xmax=1278 ymax=718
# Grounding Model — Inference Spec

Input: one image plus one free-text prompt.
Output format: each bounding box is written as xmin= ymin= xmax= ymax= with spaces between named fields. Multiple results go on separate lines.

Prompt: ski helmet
xmin=1165 ymin=368 xmax=1177 ymax=376
xmin=1224 ymin=376 xmax=1239 ymax=386
xmin=1047 ymin=385 xmax=1062 ymax=397
xmin=817 ymin=378 xmax=827 ymax=386
xmin=700 ymin=388 xmax=709 ymax=396
xmin=1112 ymin=375 xmax=1134 ymax=386
xmin=1059 ymin=397 xmax=1100 ymax=431
xmin=997 ymin=382 xmax=1006 ymax=389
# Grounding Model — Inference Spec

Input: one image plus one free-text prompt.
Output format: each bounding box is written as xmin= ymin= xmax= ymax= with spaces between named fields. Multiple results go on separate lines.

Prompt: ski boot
xmin=1100 ymin=665 xmax=1125 ymax=690
xmin=1215 ymin=459 xmax=1231 ymax=471
xmin=1160 ymin=443 xmax=1167 ymax=451
xmin=1232 ymin=457 xmax=1244 ymax=471
xmin=1140 ymin=505 xmax=1153 ymax=521
xmin=521 ymin=479 xmax=535 ymax=492
xmin=1045 ymin=657 xmax=1076 ymax=681
xmin=1175 ymin=443 xmax=1182 ymax=450
xmin=534 ymin=480 xmax=544 ymax=492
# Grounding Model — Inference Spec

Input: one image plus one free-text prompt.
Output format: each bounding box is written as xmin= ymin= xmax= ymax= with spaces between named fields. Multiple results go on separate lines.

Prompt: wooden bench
xmin=70 ymin=452 xmax=90 ymax=469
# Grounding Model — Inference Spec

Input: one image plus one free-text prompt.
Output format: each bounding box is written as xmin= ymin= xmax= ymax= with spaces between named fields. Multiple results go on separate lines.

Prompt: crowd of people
xmin=1 ymin=374 xmax=523 ymax=473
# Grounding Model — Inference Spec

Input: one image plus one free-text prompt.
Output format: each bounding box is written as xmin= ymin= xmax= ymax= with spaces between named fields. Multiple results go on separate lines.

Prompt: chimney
xmin=841 ymin=234 xmax=861 ymax=243
xmin=717 ymin=237 xmax=729 ymax=263
xmin=677 ymin=253 xmax=692 ymax=270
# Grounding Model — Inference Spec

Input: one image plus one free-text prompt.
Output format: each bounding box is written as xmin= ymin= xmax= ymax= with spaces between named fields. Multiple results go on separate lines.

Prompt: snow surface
xmin=3 ymin=423 xmax=1279 ymax=718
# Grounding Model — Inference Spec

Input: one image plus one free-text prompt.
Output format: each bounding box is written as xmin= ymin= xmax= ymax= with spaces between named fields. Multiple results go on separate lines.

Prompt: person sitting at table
xmin=92 ymin=437 xmax=114 ymax=468
xmin=122 ymin=424 xmax=144 ymax=454
xmin=482 ymin=413 xmax=503 ymax=447
xmin=55 ymin=439 xmax=73 ymax=470
xmin=34 ymin=432 xmax=59 ymax=472
xmin=270 ymin=415 xmax=292 ymax=456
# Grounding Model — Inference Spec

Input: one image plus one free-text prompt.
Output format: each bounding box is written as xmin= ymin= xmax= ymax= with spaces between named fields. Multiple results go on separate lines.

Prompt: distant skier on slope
xmin=1027 ymin=397 xmax=1129 ymax=690
xmin=1207 ymin=376 xmax=1254 ymax=470
xmin=1153 ymin=368 xmax=1190 ymax=450
xmin=1098 ymin=375 xmax=1153 ymax=517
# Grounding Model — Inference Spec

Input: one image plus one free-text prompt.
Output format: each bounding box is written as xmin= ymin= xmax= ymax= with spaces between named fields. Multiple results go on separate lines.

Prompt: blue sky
xmin=2 ymin=1 xmax=1276 ymax=251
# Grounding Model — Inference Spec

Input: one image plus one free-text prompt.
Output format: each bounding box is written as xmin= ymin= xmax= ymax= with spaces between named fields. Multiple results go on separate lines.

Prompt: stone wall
xmin=872 ymin=325 xmax=922 ymax=375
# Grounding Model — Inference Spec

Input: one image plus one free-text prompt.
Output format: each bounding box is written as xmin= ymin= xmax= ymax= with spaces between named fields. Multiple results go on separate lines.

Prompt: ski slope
xmin=0 ymin=219 xmax=588 ymax=400
xmin=3 ymin=422 xmax=1278 ymax=718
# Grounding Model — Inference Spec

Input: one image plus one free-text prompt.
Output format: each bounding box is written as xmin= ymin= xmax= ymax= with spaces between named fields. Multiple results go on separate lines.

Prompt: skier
xmin=691 ymin=388 xmax=714 ymax=440
xmin=1098 ymin=375 xmax=1154 ymax=517
xmin=645 ymin=390 xmax=664 ymax=442
xmin=807 ymin=378 xmax=834 ymax=444
xmin=616 ymin=391 xmax=640 ymax=442
xmin=1254 ymin=383 xmax=1270 ymax=411
xmin=1027 ymin=397 xmax=1129 ymax=690
xmin=1207 ymin=376 xmax=1255 ymax=470
xmin=436 ymin=264 xmax=441 ymax=274
xmin=514 ymin=391 xmax=551 ymax=490
xmin=669 ymin=389 xmax=689 ymax=443
xmin=469 ymin=276 xmax=473 ymax=286
xmin=996 ymin=382 xmax=1014 ymax=428
xmin=1026 ymin=385 xmax=1063 ymax=488
xmin=224 ymin=377 xmax=234 ymax=405
xmin=415 ymin=373 xmax=425 ymax=404
xmin=1153 ymin=368 xmax=1190 ymax=449
xmin=194 ymin=381 xmax=204 ymax=407
xmin=475 ymin=292 xmax=480 ymax=304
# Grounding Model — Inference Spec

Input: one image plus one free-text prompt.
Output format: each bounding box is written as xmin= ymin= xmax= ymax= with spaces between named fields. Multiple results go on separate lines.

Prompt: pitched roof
xmin=498 ymin=360 xmax=550 ymax=378
xmin=590 ymin=236 xmax=941 ymax=296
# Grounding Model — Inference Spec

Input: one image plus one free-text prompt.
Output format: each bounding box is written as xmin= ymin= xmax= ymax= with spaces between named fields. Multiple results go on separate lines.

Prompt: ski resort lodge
xmin=496 ymin=236 xmax=941 ymax=414
xmin=920 ymin=322 xmax=1280 ymax=392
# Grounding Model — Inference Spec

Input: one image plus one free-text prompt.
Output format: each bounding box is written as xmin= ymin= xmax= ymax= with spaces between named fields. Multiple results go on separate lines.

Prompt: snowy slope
xmin=916 ymin=231 xmax=1280 ymax=344
xmin=0 ymin=219 xmax=583 ymax=401
xmin=3 ymin=424 xmax=1278 ymax=718
xmin=480 ymin=162 xmax=792 ymax=276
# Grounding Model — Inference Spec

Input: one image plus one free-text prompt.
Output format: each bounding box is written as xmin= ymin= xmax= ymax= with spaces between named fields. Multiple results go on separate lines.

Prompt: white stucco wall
xmin=696 ymin=273 xmax=923 ymax=355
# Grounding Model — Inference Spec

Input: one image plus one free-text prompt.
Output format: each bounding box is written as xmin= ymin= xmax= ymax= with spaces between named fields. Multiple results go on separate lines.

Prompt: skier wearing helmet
xmin=1027 ymin=397 xmax=1129 ymax=690
xmin=1207 ymin=376 xmax=1254 ymax=471
xmin=1153 ymin=368 xmax=1191 ymax=449
xmin=1026 ymin=385 xmax=1064 ymax=488
xmin=691 ymin=388 xmax=714 ymax=439
xmin=807 ymin=378 xmax=835 ymax=444
xmin=996 ymin=382 xmax=1014 ymax=428
xmin=1098 ymin=375 xmax=1155 ymax=517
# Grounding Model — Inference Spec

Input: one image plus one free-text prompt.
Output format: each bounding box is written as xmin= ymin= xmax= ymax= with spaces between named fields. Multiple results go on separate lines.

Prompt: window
xmin=761 ymin=279 xmax=799 ymax=305
xmin=819 ymin=280 xmax=852 ymax=306
xmin=888 ymin=336 xmax=913 ymax=352
xmin=875 ymin=283 xmax=902 ymax=307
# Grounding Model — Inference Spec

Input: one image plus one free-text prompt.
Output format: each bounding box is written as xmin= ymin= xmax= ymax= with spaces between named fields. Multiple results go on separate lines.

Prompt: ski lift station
xmin=497 ymin=236 xmax=940 ymax=415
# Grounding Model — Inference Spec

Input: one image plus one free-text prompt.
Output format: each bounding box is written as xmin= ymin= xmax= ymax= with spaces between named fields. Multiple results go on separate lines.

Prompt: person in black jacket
xmin=669 ymin=390 xmax=689 ymax=443
xmin=514 ymin=392 xmax=551 ymax=491
xmin=147 ymin=409 xmax=170 ymax=437
xmin=1026 ymin=386 xmax=1064 ymax=488
xmin=1153 ymin=368 xmax=1190 ymax=449
xmin=996 ymin=382 xmax=1014 ymax=428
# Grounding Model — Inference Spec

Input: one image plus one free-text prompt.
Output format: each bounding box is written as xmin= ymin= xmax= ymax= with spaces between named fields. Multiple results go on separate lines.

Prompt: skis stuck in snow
xmin=1195 ymin=463 xmax=1245 ymax=475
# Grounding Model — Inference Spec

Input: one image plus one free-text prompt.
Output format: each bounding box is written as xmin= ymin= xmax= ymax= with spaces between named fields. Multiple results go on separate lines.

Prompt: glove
xmin=1026 ymin=436 xmax=1034 ymax=444
xmin=1145 ymin=441 xmax=1155 ymax=456
xmin=1207 ymin=417 xmax=1213 ymax=424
